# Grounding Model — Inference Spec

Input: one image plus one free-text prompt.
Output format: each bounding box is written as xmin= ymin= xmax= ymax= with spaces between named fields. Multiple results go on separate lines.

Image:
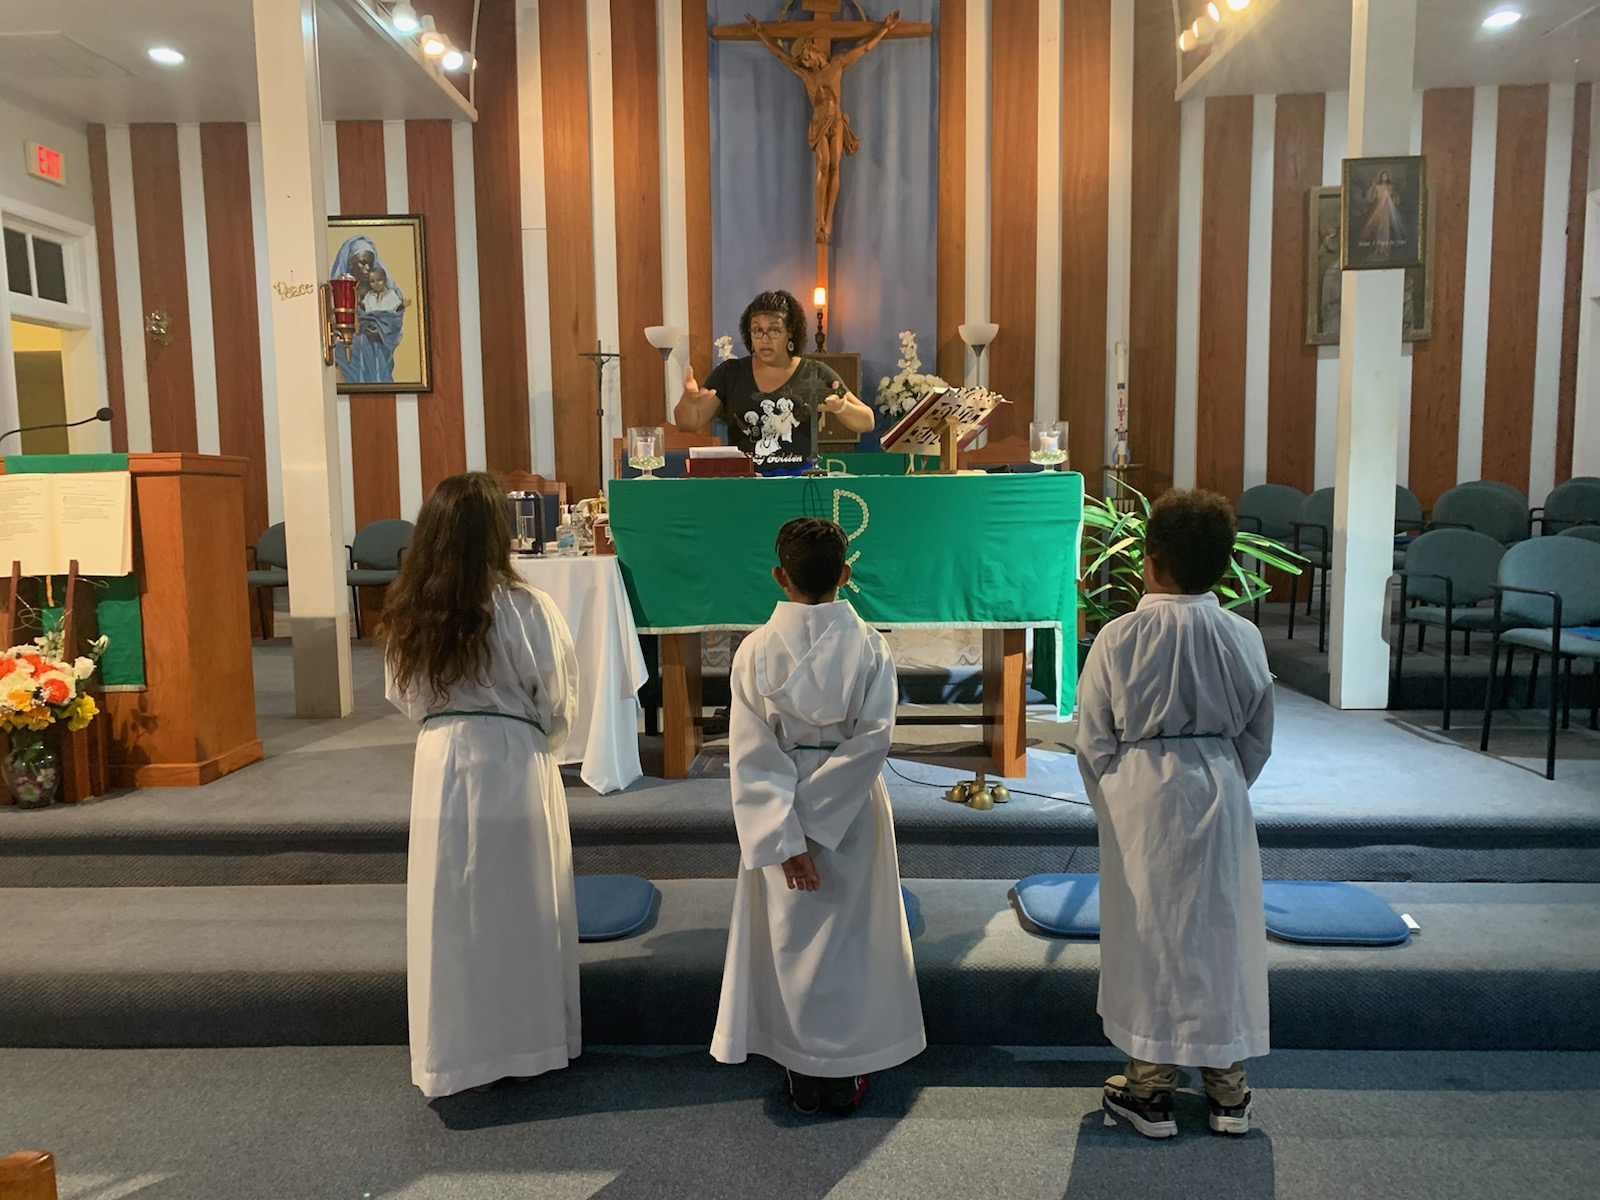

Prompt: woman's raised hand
xmin=683 ymin=365 xmax=717 ymax=406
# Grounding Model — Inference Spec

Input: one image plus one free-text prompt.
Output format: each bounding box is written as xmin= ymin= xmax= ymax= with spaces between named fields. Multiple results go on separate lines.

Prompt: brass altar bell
xmin=944 ymin=770 xmax=1011 ymax=811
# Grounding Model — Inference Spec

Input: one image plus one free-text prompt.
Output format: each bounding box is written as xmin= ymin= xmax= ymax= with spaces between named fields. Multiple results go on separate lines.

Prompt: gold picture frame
xmin=327 ymin=214 xmax=432 ymax=394
xmin=1341 ymin=154 xmax=1427 ymax=270
xmin=1306 ymin=186 xmax=1433 ymax=346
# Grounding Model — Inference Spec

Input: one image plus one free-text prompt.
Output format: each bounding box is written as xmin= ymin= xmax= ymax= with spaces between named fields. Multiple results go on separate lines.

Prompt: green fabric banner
xmin=608 ymin=473 xmax=1083 ymax=714
xmin=2 ymin=453 xmax=146 ymax=689
xmin=814 ymin=452 xmax=938 ymax=476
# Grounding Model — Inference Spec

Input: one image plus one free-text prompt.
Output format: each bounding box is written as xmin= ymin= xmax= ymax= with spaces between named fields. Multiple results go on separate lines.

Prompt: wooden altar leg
xmin=660 ymin=632 xmax=703 ymax=780
xmin=983 ymin=628 xmax=1027 ymax=778
xmin=0 ymin=1150 xmax=59 ymax=1200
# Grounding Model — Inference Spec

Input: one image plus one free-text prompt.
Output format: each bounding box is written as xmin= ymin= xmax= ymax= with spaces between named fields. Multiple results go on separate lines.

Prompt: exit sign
xmin=25 ymin=142 xmax=65 ymax=186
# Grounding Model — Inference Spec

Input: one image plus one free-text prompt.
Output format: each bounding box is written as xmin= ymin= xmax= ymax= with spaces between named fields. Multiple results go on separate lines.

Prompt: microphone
xmin=0 ymin=407 xmax=115 ymax=450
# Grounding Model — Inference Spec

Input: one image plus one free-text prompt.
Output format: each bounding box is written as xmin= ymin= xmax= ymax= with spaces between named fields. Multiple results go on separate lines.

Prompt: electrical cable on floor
xmin=884 ymin=759 xmax=1094 ymax=808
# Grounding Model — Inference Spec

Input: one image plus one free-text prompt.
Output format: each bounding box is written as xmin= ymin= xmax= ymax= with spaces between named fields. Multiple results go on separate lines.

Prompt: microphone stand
xmin=0 ymin=409 xmax=116 ymax=451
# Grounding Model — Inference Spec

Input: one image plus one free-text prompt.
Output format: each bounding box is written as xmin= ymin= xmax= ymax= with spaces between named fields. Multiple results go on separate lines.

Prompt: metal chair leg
xmin=1442 ymin=620 xmax=1453 ymax=731
xmin=1526 ymin=655 xmax=1540 ymax=710
xmin=1417 ymin=624 xmax=1426 ymax=652
xmin=1547 ymin=652 xmax=1560 ymax=781
xmin=1317 ymin=569 xmax=1329 ymax=654
xmin=1287 ymin=571 xmax=1299 ymax=642
xmin=1562 ymin=656 xmax=1573 ymax=731
xmin=1591 ymin=663 xmax=1598 ymax=732
xmin=1481 ymin=636 xmax=1501 ymax=752
xmin=1392 ymin=616 xmax=1408 ymax=710
xmin=350 ymin=587 xmax=362 ymax=639
xmin=1503 ymin=647 xmax=1518 ymax=707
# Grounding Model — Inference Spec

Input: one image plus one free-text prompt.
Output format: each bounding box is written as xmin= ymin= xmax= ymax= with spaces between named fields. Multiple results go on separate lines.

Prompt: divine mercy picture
xmin=1340 ymin=155 xmax=1426 ymax=271
xmin=327 ymin=214 xmax=432 ymax=393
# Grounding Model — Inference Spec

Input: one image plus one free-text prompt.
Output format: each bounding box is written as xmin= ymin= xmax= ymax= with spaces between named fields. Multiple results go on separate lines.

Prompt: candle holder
xmin=1030 ymin=420 xmax=1068 ymax=469
xmin=627 ymin=425 xmax=666 ymax=479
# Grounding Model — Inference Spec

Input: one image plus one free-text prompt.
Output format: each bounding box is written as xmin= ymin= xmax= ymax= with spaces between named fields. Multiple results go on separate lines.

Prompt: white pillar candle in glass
xmin=1030 ymin=420 xmax=1069 ymax=468
xmin=626 ymin=426 xmax=666 ymax=478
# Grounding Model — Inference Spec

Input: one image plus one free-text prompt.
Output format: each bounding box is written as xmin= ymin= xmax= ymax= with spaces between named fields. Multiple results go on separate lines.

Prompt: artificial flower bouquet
xmin=874 ymin=330 xmax=950 ymax=417
xmin=0 ymin=630 xmax=108 ymax=807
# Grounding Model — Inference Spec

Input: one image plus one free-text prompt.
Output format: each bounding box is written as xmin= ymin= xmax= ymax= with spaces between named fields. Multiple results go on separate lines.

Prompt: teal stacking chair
xmin=1391 ymin=529 xmax=1505 ymax=730
xmin=1534 ymin=479 xmax=1600 ymax=535
xmin=346 ymin=519 xmax=414 ymax=635
xmin=1431 ymin=482 xmax=1531 ymax=545
xmin=1480 ymin=538 xmax=1600 ymax=780
xmin=1235 ymin=484 xmax=1304 ymax=625
xmin=1289 ymin=488 xmax=1335 ymax=651
xmin=245 ymin=522 xmax=288 ymax=639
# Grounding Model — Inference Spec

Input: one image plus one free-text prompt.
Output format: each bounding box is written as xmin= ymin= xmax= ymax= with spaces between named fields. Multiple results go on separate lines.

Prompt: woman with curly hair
xmin=380 ymin=471 xmax=580 ymax=1098
xmin=675 ymin=288 xmax=875 ymax=475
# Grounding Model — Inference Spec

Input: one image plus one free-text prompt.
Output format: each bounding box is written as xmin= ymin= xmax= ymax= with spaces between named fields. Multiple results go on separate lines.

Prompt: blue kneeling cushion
xmin=1261 ymin=880 xmax=1411 ymax=946
xmin=575 ymin=874 xmax=659 ymax=941
xmin=1013 ymin=873 xmax=1102 ymax=937
xmin=901 ymin=885 xmax=921 ymax=939
xmin=1013 ymin=874 xmax=1409 ymax=946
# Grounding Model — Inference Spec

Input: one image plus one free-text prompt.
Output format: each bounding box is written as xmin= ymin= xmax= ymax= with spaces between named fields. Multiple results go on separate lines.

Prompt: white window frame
xmin=0 ymin=194 xmax=110 ymax=454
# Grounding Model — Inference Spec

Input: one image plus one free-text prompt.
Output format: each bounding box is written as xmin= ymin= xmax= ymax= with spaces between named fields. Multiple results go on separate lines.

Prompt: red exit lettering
xmin=25 ymin=142 xmax=65 ymax=185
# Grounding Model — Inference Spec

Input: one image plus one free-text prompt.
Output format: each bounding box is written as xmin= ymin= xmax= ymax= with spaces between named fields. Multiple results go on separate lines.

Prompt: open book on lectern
xmin=879 ymin=386 xmax=1011 ymax=457
xmin=0 ymin=471 xmax=133 ymax=577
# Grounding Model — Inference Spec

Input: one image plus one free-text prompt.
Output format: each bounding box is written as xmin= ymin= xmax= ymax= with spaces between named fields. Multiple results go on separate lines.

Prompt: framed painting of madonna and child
xmin=327 ymin=214 xmax=432 ymax=394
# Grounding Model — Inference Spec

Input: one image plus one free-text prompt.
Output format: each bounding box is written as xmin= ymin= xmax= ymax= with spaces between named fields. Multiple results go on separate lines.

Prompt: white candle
xmin=1039 ymin=433 xmax=1059 ymax=455
xmin=1115 ymin=340 xmax=1128 ymax=386
xmin=633 ymin=438 xmax=650 ymax=460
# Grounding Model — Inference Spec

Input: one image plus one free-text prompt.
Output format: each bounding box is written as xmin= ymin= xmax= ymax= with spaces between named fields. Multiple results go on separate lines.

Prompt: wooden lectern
xmin=107 ymin=454 xmax=263 ymax=786
xmin=0 ymin=453 xmax=263 ymax=790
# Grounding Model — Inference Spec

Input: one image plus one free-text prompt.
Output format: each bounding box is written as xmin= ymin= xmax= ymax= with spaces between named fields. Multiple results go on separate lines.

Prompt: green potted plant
xmin=1077 ymin=484 xmax=1306 ymax=664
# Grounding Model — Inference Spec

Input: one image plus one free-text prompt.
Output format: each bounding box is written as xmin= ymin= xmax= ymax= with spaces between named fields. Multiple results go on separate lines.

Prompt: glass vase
xmin=2 ymin=730 xmax=60 ymax=809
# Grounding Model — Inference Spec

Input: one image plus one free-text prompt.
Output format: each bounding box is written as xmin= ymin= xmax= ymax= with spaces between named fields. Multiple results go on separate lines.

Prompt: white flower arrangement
xmin=874 ymin=330 xmax=949 ymax=416
xmin=714 ymin=334 xmax=735 ymax=362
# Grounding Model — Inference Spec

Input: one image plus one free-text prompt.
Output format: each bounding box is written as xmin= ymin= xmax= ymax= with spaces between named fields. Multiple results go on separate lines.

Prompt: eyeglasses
xmin=750 ymin=327 xmax=787 ymax=341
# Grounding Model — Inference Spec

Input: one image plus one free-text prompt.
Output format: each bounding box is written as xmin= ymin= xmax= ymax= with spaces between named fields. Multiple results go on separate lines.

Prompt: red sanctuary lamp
xmin=323 ymin=274 xmax=359 ymax=364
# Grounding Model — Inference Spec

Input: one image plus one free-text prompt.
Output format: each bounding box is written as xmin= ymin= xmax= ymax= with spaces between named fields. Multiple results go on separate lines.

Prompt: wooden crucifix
xmin=713 ymin=2 xmax=932 ymax=285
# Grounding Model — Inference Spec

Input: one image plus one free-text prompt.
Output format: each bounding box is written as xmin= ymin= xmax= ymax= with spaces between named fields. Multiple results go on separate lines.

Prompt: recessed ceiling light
xmin=441 ymin=46 xmax=465 ymax=71
xmin=1482 ymin=8 xmax=1522 ymax=30
xmin=148 ymin=46 xmax=185 ymax=65
xmin=390 ymin=2 xmax=419 ymax=33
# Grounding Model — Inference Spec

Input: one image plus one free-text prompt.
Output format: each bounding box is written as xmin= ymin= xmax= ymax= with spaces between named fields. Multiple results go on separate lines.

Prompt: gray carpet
xmin=5 ymin=880 xmax=1597 ymax=1051
xmin=2 ymin=1045 xmax=1596 ymax=1199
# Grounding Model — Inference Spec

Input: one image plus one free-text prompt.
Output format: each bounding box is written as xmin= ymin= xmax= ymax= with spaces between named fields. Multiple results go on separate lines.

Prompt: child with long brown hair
xmin=380 ymin=471 xmax=580 ymax=1098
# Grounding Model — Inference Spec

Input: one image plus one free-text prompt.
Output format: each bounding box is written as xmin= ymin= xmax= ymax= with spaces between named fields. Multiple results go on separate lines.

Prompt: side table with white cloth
xmin=513 ymin=556 xmax=648 ymax=794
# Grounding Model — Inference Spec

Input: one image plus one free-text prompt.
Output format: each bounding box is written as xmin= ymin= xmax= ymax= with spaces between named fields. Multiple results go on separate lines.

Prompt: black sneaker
xmin=786 ymin=1069 xmax=822 ymax=1116
xmin=1102 ymin=1074 xmax=1177 ymax=1139
xmin=1207 ymin=1090 xmax=1252 ymax=1135
xmin=821 ymin=1074 xmax=868 ymax=1116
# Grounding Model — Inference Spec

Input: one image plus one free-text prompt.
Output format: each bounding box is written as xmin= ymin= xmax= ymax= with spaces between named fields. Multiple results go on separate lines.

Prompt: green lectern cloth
xmin=607 ymin=472 xmax=1084 ymax=715
xmin=2 ymin=453 xmax=146 ymax=689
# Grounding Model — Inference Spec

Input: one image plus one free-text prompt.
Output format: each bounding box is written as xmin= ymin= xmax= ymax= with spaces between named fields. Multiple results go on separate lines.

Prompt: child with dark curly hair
xmin=1075 ymin=489 xmax=1275 ymax=1138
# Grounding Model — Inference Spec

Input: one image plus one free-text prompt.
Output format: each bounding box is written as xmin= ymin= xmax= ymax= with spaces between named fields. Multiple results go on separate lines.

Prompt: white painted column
xmin=1529 ymin=84 xmax=1576 ymax=506
xmin=1105 ymin=0 xmax=1133 ymax=476
xmin=103 ymin=126 xmax=153 ymax=455
xmin=1456 ymin=87 xmax=1499 ymax=484
xmin=452 ymin=121 xmax=486 ymax=472
xmin=658 ymin=0 xmax=692 ymax=419
xmin=1315 ymin=92 xmax=1349 ymax=488
xmin=963 ymin=0 xmax=991 ymax=388
xmin=586 ymin=0 xmax=621 ymax=488
xmin=252 ymin=0 xmax=353 ymax=717
xmin=247 ymin=123 xmax=285 ymax=522
xmin=1328 ymin=0 xmax=1416 ymax=710
xmin=177 ymin=124 xmax=221 ymax=457
xmin=384 ymin=120 xmax=424 ymax=518
xmin=1172 ymin=98 xmax=1203 ymax=490
xmin=1033 ymin=0 xmax=1063 ymax=422
xmin=1242 ymin=94 xmax=1276 ymax=490
xmin=1574 ymin=88 xmax=1600 ymax=479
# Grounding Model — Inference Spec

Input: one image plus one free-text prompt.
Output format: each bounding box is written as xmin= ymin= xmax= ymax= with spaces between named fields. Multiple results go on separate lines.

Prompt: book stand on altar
xmin=880 ymin=387 xmax=1010 ymax=472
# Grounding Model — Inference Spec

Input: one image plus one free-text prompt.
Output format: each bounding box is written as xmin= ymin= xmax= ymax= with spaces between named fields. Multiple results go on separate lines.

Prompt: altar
xmin=607 ymin=472 xmax=1084 ymax=778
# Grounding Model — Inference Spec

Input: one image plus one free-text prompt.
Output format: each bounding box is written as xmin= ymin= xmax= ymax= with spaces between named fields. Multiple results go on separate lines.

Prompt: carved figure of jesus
xmin=746 ymin=10 xmax=899 ymax=244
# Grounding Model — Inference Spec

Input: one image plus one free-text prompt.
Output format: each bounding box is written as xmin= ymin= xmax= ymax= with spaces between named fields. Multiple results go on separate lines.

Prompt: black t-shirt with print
xmin=704 ymin=356 xmax=845 ymax=474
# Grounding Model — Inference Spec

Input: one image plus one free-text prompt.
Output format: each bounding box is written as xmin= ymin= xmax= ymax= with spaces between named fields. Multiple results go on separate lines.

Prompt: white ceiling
xmin=1185 ymin=0 xmax=1600 ymax=98
xmin=0 ymin=0 xmax=473 ymax=127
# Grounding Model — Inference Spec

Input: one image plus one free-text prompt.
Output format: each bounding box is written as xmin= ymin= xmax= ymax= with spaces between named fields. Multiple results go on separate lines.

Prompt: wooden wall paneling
xmin=335 ymin=121 xmax=401 ymax=529
xmin=86 ymin=125 xmax=128 ymax=453
xmin=1266 ymin=93 xmax=1323 ymax=493
xmin=987 ymin=0 xmax=1040 ymax=446
xmin=1129 ymin=0 xmax=1181 ymax=495
xmin=474 ymin=0 xmax=532 ymax=475
xmin=683 ymin=0 xmax=714 ymax=384
xmin=1060 ymin=0 xmax=1111 ymax=492
xmin=612 ymin=0 xmax=667 ymax=433
xmin=198 ymin=122 xmax=270 ymax=636
xmin=405 ymin=120 xmax=467 ymax=496
xmin=128 ymin=124 xmax=199 ymax=454
xmin=1557 ymin=82 xmax=1592 ymax=484
xmin=1481 ymin=85 xmax=1550 ymax=493
xmin=336 ymin=121 xmax=401 ymax=635
xmin=936 ymin=0 xmax=967 ymax=388
xmin=541 ymin=0 xmax=600 ymax=498
xmin=1408 ymin=89 xmax=1476 ymax=508
xmin=1195 ymin=95 xmax=1253 ymax=499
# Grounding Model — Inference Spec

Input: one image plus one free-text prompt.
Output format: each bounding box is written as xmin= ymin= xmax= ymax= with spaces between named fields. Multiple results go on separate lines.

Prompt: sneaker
xmin=821 ymin=1074 xmax=868 ymax=1116
xmin=1102 ymin=1074 xmax=1177 ymax=1139
xmin=786 ymin=1069 xmax=822 ymax=1116
xmin=1207 ymin=1091 xmax=1252 ymax=1135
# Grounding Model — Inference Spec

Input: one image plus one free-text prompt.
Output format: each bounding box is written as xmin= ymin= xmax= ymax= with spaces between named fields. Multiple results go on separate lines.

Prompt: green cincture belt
xmin=421 ymin=709 xmax=547 ymax=735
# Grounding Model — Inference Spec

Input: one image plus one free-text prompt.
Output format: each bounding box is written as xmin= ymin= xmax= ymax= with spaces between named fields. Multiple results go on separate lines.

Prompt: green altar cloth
xmin=608 ymin=473 xmax=1084 ymax=715
xmin=2 ymin=453 xmax=146 ymax=689
xmin=815 ymin=451 xmax=938 ymax=476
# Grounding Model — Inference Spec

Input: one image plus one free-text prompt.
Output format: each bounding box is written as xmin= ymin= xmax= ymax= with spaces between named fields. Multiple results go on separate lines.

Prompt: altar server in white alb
xmin=380 ymin=471 xmax=581 ymax=1098
xmin=1075 ymin=489 xmax=1274 ymax=1138
xmin=712 ymin=517 xmax=925 ymax=1116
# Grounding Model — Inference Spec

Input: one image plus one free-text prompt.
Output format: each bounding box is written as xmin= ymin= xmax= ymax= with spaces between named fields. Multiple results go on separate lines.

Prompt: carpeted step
xmin=3 ymin=880 xmax=1596 ymax=1052
xmin=4 ymin=780 xmax=1597 ymax=887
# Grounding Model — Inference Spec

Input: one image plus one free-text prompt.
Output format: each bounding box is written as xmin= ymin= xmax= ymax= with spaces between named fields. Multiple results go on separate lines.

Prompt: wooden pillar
xmin=1329 ymin=0 xmax=1416 ymax=708
xmin=659 ymin=631 xmax=703 ymax=778
xmin=0 ymin=1151 xmax=59 ymax=1200
xmin=983 ymin=628 xmax=1027 ymax=777
xmin=252 ymin=0 xmax=354 ymax=717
